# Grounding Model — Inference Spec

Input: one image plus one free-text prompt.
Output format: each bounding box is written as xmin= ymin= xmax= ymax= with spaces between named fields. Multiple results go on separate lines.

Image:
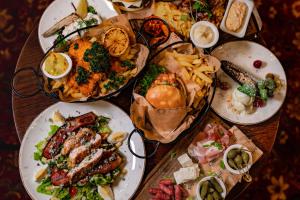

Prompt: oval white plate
xmin=19 ymin=101 xmax=145 ymax=200
xmin=38 ymin=0 xmax=118 ymax=53
xmin=211 ymin=41 xmax=287 ymax=125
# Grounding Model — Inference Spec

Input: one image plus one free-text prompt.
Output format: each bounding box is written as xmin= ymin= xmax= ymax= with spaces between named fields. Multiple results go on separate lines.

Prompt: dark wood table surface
xmin=12 ymin=24 xmax=281 ymax=199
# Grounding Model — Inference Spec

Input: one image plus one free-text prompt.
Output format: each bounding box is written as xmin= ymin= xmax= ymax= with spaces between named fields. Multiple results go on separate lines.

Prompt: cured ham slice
xmin=188 ymin=124 xmax=232 ymax=164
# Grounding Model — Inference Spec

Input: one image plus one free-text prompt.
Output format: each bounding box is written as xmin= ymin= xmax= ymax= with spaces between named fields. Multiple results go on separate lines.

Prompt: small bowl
xmin=196 ymin=176 xmax=227 ymax=200
xmin=190 ymin=21 xmax=219 ymax=49
xmin=42 ymin=53 xmax=72 ymax=79
xmin=223 ymin=144 xmax=253 ymax=174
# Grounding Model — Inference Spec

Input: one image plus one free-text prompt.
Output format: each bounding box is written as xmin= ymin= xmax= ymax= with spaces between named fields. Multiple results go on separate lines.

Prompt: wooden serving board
xmin=134 ymin=112 xmax=262 ymax=199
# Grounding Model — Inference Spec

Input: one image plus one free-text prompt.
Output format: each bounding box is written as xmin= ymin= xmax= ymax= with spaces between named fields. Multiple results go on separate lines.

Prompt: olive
xmin=227 ymin=149 xmax=237 ymax=159
xmin=228 ymin=159 xmax=238 ymax=169
xmin=242 ymin=151 xmax=250 ymax=164
xmin=210 ymin=177 xmax=223 ymax=193
xmin=207 ymin=194 xmax=213 ymax=200
xmin=212 ymin=191 xmax=221 ymax=200
xmin=234 ymin=154 xmax=243 ymax=167
xmin=200 ymin=181 xmax=209 ymax=199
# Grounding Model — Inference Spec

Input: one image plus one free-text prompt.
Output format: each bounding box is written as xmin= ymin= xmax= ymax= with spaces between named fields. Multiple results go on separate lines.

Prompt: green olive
xmin=210 ymin=177 xmax=223 ymax=193
xmin=227 ymin=149 xmax=237 ymax=159
xmin=207 ymin=194 xmax=213 ymax=200
xmin=212 ymin=191 xmax=221 ymax=200
xmin=200 ymin=181 xmax=209 ymax=199
xmin=234 ymin=154 xmax=243 ymax=167
xmin=242 ymin=151 xmax=250 ymax=164
xmin=228 ymin=159 xmax=238 ymax=169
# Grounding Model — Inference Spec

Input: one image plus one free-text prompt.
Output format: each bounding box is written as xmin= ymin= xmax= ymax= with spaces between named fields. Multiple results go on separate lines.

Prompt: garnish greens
xmin=74 ymin=43 xmax=79 ymax=50
xmin=54 ymin=31 xmax=69 ymax=51
xmin=87 ymin=6 xmax=97 ymax=14
xmin=139 ymin=64 xmax=166 ymax=96
xmin=33 ymin=125 xmax=59 ymax=161
xmin=76 ymin=66 xmax=90 ymax=85
xmin=202 ymin=141 xmax=223 ymax=150
xmin=91 ymin=116 xmax=112 ymax=134
xmin=84 ymin=18 xmax=98 ymax=26
xmin=237 ymin=84 xmax=257 ymax=97
xmin=238 ymin=78 xmax=276 ymax=101
xmin=193 ymin=0 xmax=213 ymax=19
xmin=104 ymin=72 xmax=126 ymax=90
xmin=84 ymin=42 xmax=111 ymax=73
xmin=121 ymin=60 xmax=135 ymax=69
xmin=220 ymin=160 xmax=225 ymax=169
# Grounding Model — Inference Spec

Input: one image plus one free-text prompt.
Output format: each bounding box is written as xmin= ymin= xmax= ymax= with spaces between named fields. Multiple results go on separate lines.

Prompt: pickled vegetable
xmin=200 ymin=181 xmax=208 ymax=198
xmin=227 ymin=149 xmax=237 ymax=159
xmin=242 ymin=151 xmax=249 ymax=164
xmin=212 ymin=191 xmax=221 ymax=200
xmin=210 ymin=177 xmax=223 ymax=193
xmin=207 ymin=193 xmax=213 ymax=200
xmin=234 ymin=154 xmax=243 ymax=166
xmin=228 ymin=159 xmax=237 ymax=169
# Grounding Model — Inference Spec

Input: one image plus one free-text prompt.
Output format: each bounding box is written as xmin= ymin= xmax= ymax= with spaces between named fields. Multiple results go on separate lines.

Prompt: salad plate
xmin=210 ymin=41 xmax=287 ymax=125
xmin=19 ymin=100 xmax=145 ymax=200
xmin=38 ymin=0 xmax=118 ymax=53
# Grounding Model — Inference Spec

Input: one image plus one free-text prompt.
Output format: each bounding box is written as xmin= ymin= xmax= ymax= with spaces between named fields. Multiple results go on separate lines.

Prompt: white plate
xmin=38 ymin=0 xmax=118 ymax=53
xmin=211 ymin=41 xmax=287 ymax=125
xmin=19 ymin=101 xmax=145 ymax=200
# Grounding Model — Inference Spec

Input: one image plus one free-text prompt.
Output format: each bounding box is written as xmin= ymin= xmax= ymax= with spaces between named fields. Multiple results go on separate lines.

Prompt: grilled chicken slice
xmin=67 ymin=148 xmax=104 ymax=184
xmin=90 ymin=153 xmax=123 ymax=175
xmin=68 ymin=134 xmax=102 ymax=168
xmin=61 ymin=128 xmax=95 ymax=156
xmin=42 ymin=13 xmax=79 ymax=37
xmin=42 ymin=112 xmax=97 ymax=159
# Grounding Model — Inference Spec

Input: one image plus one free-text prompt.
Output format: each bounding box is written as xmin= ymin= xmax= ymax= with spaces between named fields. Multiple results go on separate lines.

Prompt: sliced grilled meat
xmin=68 ymin=134 xmax=102 ymax=168
xmin=90 ymin=153 xmax=123 ymax=175
xmin=67 ymin=148 xmax=104 ymax=184
xmin=42 ymin=112 xmax=97 ymax=159
xmin=61 ymin=128 xmax=95 ymax=156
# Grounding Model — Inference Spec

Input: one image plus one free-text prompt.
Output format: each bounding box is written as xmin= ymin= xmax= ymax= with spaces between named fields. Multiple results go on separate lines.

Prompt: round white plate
xmin=19 ymin=101 xmax=145 ymax=200
xmin=211 ymin=41 xmax=287 ymax=125
xmin=38 ymin=0 xmax=118 ymax=53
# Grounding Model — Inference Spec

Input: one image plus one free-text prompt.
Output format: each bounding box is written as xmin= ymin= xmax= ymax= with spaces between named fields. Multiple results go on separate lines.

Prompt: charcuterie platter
xmin=12 ymin=0 xmax=286 ymax=199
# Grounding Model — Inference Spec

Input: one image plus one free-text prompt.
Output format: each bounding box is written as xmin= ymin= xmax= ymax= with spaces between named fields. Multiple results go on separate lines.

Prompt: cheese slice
xmin=177 ymin=153 xmax=194 ymax=167
xmin=173 ymin=165 xmax=200 ymax=184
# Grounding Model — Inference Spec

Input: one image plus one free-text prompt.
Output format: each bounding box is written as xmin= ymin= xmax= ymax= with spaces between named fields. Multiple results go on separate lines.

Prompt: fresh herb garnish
xmin=54 ymin=31 xmax=69 ymax=51
xmin=76 ymin=66 xmax=90 ymax=85
xmin=84 ymin=18 xmax=98 ymax=26
xmin=220 ymin=160 xmax=225 ymax=169
xmin=121 ymin=60 xmax=135 ymax=69
xmin=237 ymin=84 xmax=257 ymax=97
xmin=87 ymin=6 xmax=97 ymax=14
xmin=170 ymin=151 xmax=177 ymax=159
xmin=104 ymin=72 xmax=126 ymax=90
xmin=203 ymin=141 xmax=223 ymax=150
xmin=139 ymin=64 xmax=166 ymax=96
xmin=193 ymin=0 xmax=213 ymax=19
xmin=83 ymin=42 xmax=111 ymax=73
xmin=74 ymin=43 xmax=79 ymax=50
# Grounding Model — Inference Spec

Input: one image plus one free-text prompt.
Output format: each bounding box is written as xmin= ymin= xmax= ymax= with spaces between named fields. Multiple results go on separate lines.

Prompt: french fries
xmin=165 ymin=49 xmax=217 ymax=108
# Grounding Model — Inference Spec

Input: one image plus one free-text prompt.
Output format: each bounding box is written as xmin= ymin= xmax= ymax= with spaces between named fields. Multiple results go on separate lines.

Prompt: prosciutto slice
xmin=188 ymin=124 xmax=232 ymax=164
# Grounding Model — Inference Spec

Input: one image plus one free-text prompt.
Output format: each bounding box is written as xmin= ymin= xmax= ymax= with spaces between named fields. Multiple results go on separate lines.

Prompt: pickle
xmin=207 ymin=194 xmax=213 ymax=200
xmin=210 ymin=177 xmax=223 ymax=193
xmin=200 ymin=181 xmax=209 ymax=199
xmin=234 ymin=154 xmax=243 ymax=167
xmin=228 ymin=159 xmax=238 ymax=169
xmin=242 ymin=151 xmax=250 ymax=164
xmin=227 ymin=149 xmax=237 ymax=159
xmin=212 ymin=191 xmax=221 ymax=200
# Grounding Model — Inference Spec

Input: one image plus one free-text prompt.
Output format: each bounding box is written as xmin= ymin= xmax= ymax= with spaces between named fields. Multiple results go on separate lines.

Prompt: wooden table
xmin=12 ymin=25 xmax=281 ymax=199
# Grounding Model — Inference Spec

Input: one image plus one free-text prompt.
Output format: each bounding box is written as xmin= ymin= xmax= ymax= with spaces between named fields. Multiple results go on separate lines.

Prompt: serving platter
xmin=12 ymin=0 xmax=284 ymax=199
xmin=211 ymin=41 xmax=287 ymax=125
xmin=19 ymin=100 xmax=145 ymax=200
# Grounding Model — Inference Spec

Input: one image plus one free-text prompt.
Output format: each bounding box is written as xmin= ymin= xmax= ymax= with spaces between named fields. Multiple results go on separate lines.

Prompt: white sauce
xmin=192 ymin=25 xmax=214 ymax=45
xmin=231 ymin=88 xmax=254 ymax=114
